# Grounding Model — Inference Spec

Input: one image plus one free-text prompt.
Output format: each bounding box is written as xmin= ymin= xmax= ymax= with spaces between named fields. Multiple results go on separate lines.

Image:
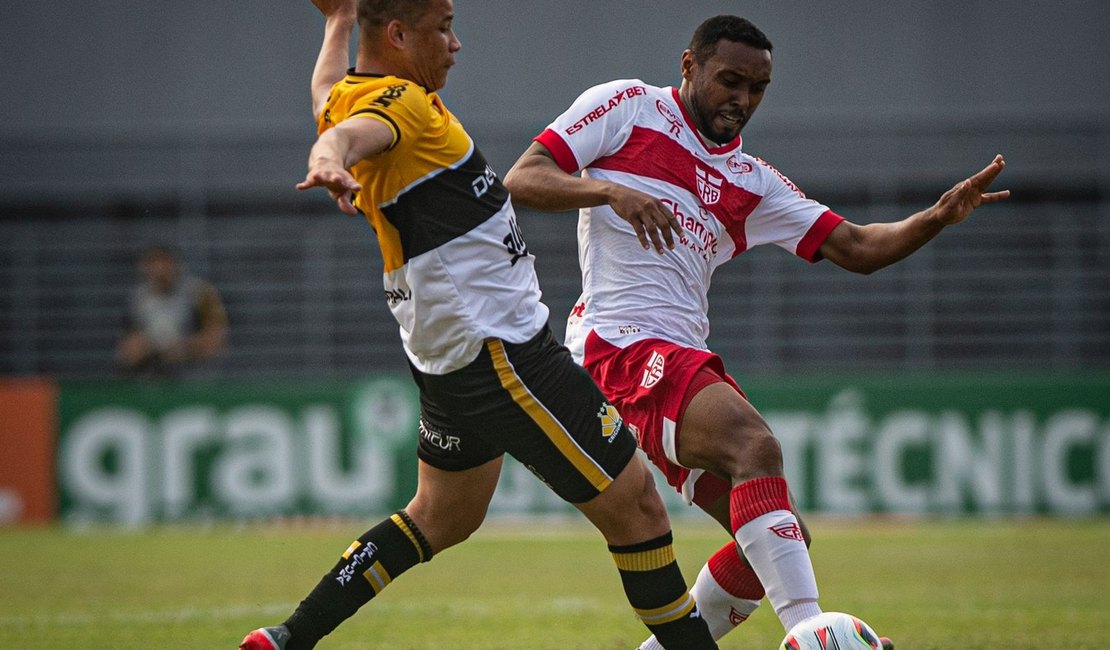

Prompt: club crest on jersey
xmin=641 ymin=350 xmax=665 ymax=388
xmin=597 ymin=403 xmax=623 ymax=441
xmin=695 ymin=166 xmax=723 ymax=205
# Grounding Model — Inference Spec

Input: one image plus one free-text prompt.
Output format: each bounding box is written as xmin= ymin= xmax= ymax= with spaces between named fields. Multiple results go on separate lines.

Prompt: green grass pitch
xmin=1 ymin=517 xmax=1107 ymax=649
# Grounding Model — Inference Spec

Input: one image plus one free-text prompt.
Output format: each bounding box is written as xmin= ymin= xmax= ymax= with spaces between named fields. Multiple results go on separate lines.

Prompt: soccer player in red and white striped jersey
xmin=506 ymin=14 xmax=1008 ymax=650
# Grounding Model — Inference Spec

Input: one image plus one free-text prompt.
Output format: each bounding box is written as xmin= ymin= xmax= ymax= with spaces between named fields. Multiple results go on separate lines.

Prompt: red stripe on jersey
xmin=535 ymin=129 xmax=580 ymax=174
xmin=590 ymin=125 xmax=762 ymax=256
xmin=796 ymin=209 xmax=845 ymax=263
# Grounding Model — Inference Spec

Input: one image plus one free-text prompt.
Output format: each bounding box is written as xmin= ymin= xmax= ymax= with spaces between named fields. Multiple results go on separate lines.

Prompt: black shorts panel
xmin=414 ymin=326 xmax=637 ymax=503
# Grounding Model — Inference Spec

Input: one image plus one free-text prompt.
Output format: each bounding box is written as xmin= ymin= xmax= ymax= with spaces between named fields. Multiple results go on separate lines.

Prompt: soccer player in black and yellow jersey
xmin=238 ymin=1 xmax=717 ymax=648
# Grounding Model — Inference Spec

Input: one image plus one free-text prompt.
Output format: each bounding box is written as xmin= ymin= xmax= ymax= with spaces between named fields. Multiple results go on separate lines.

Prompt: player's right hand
xmin=608 ymin=185 xmax=683 ymax=254
xmin=297 ymin=167 xmax=362 ymax=216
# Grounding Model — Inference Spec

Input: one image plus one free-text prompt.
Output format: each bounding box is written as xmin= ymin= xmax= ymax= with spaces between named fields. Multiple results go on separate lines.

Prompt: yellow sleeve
xmin=345 ymin=80 xmax=431 ymax=151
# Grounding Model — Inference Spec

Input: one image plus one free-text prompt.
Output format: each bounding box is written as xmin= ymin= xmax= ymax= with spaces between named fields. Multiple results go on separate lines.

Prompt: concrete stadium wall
xmin=1 ymin=1 xmax=1107 ymax=201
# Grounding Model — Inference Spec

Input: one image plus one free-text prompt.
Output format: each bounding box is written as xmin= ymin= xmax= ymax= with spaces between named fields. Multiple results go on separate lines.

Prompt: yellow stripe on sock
xmin=611 ymin=544 xmax=677 ymax=572
xmin=341 ymin=540 xmax=362 ymax=560
xmin=634 ymin=592 xmax=697 ymax=625
xmin=363 ymin=560 xmax=392 ymax=595
xmin=487 ymin=338 xmax=612 ymax=492
xmin=390 ymin=513 xmax=426 ymax=563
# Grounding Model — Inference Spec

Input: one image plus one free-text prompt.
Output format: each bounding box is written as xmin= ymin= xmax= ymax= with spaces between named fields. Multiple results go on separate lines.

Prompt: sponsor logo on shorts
xmin=419 ymin=419 xmax=461 ymax=452
xmin=597 ymin=403 xmax=623 ymax=442
xmin=769 ymin=522 xmax=805 ymax=542
xmin=641 ymin=350 xmax=665 ymax=388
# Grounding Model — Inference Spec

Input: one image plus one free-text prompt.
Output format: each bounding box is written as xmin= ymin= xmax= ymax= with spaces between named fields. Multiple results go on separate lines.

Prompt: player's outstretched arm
xmin=505 ymin=142 xmax=682 ymax=253
xmin=309 ymin=0 xmax=357 ymax=120
xmin=296 ymin=118 xmax=394 ymax=215
xmin=820 ymin=154 xmax=1010 ymax=274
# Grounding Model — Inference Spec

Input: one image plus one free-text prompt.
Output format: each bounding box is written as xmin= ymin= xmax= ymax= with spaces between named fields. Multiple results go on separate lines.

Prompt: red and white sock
xmin=730 ymin=476 xmax=821 ymax=631
xmin=637 ymin=543 xmax=764 ymax=648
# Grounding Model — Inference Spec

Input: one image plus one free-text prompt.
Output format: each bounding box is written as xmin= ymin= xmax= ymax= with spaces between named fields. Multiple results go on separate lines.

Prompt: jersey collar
xmin=670 ymin=87 xmax=742 ymax=156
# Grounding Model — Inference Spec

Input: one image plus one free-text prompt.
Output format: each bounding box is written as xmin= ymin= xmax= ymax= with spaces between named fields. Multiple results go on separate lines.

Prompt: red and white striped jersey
xmin=533 ymin=79 xmax=844 ymax=361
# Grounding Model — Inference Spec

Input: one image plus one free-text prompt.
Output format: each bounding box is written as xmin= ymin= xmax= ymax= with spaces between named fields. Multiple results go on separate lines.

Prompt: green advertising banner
xmin=748 ymin=374 xmax=1110 ymax=516
xmin=55 ymin=374 xmax=1110 ymax=524
xmin=56 ymin=378 xmax=422 ymax=525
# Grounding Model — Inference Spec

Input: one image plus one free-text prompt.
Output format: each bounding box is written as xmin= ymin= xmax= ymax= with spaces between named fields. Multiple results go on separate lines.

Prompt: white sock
xmin=734 ymin=509 xmax=821 ymax=631
xmin=637 ymin=561 xmax=761 ymax=648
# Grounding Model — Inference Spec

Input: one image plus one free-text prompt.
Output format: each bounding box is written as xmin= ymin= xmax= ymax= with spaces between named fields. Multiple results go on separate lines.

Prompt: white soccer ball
xmin=779 ymin=611 xmax=884 ymax=649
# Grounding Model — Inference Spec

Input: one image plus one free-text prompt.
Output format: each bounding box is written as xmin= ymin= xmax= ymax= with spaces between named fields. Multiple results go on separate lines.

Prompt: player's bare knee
xmin=405 ymin=499 xmax=487 ymax=552
xmin=715 ymin=428 xmax=784 ymax=483
xmin=630 ymin=465 xmax=667 ymax=521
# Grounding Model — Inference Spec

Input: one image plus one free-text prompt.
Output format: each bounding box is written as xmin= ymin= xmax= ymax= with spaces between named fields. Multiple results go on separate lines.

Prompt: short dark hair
xmin=358 ymin=0 xmax=437 ymax=30
xmin=689 ymin=15 xmax=773 ymax=64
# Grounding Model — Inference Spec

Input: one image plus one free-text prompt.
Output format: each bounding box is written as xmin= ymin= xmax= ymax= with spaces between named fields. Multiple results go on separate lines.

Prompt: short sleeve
xmin=346 ymin=81 xmax=432 ymax=151
xmin=745 ymin=160 xmax=843 ymax=262
xmin=534 ymin=79 xmax=649 ymax=173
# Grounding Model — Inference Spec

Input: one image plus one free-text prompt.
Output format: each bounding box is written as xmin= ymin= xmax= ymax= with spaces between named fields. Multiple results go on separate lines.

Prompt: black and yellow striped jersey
xmin=317 ymin=72 xmax=548 ymax=374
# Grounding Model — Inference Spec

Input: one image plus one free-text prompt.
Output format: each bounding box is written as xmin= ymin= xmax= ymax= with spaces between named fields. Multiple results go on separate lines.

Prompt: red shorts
xmin=582 ymin=331 xmax=743 ymax=508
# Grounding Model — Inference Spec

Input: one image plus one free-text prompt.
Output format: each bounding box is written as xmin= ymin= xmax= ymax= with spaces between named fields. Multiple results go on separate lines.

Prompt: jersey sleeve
xmin=534 ymin=79 xmax=649 ymax=174
xmin=339 ymin=80 xmax=432 ymax=151
xmin=745 ymin=159 xmax=845 ymax=263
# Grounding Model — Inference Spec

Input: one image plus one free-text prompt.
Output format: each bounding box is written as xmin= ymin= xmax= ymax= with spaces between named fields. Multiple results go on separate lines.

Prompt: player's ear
xmin=680 ymin=49 xmax=696 ymax=81
xmin=385 ymin=19 xmax=406 ymax=50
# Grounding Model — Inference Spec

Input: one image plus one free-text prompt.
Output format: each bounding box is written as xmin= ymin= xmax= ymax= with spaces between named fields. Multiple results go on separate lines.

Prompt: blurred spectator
xmin=116 ymin=245 xmax=228 ymax=378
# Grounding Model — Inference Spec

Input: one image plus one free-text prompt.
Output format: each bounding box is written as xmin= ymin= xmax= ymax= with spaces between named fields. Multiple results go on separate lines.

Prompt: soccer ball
xmin=779 ymin=612 xmax=884 ymax=649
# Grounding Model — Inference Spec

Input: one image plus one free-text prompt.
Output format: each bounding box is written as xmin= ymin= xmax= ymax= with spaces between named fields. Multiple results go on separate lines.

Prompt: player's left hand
xmin=310 ymin=0 xmax=356 ymax=19
xmin=932 ymin=154 xmax=1010 ymax=225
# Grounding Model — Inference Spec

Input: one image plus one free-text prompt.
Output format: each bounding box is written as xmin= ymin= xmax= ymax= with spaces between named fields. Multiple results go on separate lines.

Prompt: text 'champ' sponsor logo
xmin=661 ymin=198 xmax=719 ymax=262
xmin=566 ymin=85 xmax=646 ymax=135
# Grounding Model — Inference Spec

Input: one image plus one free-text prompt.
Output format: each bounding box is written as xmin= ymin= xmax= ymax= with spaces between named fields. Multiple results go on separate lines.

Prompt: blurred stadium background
xmin=1 ymin=2 xmax=1107 ymax=521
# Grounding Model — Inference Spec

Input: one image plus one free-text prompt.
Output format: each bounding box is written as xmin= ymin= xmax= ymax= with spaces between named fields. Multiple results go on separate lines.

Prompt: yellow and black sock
xmin=610 ymin=532 xmax=718 ymax=649
xmin=283 ymin=510 xmax=433 ymax=650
